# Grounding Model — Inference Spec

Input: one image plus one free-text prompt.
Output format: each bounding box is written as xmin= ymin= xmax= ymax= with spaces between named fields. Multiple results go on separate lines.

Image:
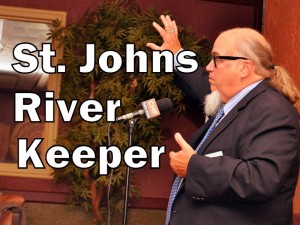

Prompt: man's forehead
xmin=212 ymin=42 xmax=235 ymax=55
xmin=212 ymin=33 xmax=238 ymax=55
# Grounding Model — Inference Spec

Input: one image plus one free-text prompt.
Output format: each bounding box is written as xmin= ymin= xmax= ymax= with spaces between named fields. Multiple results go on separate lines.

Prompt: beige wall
xmin=264 ymin=0 xmax=300 ymax=214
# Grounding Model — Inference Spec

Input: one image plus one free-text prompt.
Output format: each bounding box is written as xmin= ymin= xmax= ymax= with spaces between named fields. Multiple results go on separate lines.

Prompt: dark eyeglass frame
xmin=211 ymin=55 xmax=248 ymax=68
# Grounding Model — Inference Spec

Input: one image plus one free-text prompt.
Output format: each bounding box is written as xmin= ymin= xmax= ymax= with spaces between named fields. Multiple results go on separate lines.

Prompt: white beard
xmin=204 ymin=91 xmax=222 ymax=119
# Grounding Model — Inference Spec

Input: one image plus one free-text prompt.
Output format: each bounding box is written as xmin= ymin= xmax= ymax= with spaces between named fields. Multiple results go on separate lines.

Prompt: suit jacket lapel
xmin=177 ymin=80 xmax=271 ymax=193
xmin=188 ymin=118 xmax=213 ymax=148
xmin=197 ymin=79 xmax=271 ymax=155
xmin=198 ymin=109 xmax=238 ymax=155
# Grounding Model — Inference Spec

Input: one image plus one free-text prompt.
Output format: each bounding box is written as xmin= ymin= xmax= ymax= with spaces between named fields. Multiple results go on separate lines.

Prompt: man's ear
xmin=240 ymin=60 xmax=253 ymax=79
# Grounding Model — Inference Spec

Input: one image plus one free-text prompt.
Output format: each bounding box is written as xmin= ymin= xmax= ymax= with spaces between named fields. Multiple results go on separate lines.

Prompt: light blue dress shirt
xmin=222 ymin=80 xmax=263 ymax=119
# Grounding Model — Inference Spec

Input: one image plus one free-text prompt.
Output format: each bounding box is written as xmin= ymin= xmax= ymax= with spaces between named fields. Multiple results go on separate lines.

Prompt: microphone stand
xmin=122 ymin=118 xmax=137 ymax=225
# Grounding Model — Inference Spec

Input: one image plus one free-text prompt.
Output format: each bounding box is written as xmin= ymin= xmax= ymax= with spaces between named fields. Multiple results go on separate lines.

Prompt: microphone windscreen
xmin=156 ymin=98 xmax=173 ymax=113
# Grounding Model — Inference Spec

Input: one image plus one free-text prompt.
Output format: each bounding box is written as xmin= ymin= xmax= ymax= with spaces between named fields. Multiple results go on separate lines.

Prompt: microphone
xmin=115 ymin=98 xmax=173 ymax=123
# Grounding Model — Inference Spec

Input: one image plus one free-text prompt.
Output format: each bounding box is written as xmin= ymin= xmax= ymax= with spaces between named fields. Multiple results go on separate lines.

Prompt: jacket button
xmin=192 ymin=196 xmax=205 ymax=201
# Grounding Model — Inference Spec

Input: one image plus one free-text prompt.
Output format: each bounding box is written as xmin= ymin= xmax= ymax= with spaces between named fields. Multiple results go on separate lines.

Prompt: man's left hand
xmin=169 ymin=132 xmax=196 ymax=178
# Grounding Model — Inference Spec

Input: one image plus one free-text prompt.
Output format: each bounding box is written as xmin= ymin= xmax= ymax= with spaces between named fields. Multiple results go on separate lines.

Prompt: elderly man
xmin=147 ymin=15 xmax=300 ymax=225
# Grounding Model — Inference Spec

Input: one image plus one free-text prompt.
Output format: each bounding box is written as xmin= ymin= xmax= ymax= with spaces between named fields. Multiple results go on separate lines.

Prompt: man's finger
xmin=173 ymin=20 xmax=178 ymax=36
xmin=165 ymin=15 xmax=174 ymax=30
xmin=160 ymin=15 xmax=171 ymax=31
xmin=146 ymin=43 xmax=161 ymax=51
xmin=152 ymin=21 xmax=165 ymax=35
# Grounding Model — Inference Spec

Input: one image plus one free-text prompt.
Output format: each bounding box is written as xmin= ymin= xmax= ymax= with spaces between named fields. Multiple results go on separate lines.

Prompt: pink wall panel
xmin=264 ymin=0 xmax=300 ymax=214
xmin=264 ymin=0 xmax=300 ymax=100
xmin=135 ymin=0 xmax=256 ymax=40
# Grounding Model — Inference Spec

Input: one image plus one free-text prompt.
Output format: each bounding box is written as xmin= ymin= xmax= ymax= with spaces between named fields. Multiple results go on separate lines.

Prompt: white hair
xmin=204 ymin=91 xmax=222 ymax=119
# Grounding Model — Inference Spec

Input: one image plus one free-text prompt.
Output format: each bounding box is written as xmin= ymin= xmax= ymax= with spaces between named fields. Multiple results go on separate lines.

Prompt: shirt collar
xmin=223 ymin=80 xmax=263 ymax=116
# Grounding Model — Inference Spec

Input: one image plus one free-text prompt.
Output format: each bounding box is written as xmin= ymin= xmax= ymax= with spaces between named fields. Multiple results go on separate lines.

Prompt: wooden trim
xmin=1 ymin=176 xmax=299 ymax=215
xmin=200 ymin=0 xmax=263 ymax=31
xmin=0 ymin=176 xmax=69 ymax=203
xmin=1 ymin=189 xmax=68 ymax=203
xmin=0 ymin=6 xmax=66 ymax=24
xmin=0 ymin=176 xmax=68 ymax=192
xmin=130 ymin=197 xmax=167 ymax=210
xmin=0 ymin=6 xmax=66 ymax=179
xmin=200 ymin=0 xmax=262 ymax=7
xmin=0 ymin=176 xmax=168 ymax=208
xmin=0 ymin=164 xmax=53 ymax=179
xmin=295 ymin=214 xmax=300 ymax=225
xmin=254 ymin=1 xmax=263 ymax=31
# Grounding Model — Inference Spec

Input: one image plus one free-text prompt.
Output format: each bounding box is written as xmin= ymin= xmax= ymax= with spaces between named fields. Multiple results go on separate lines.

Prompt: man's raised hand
xmin=146 ymin=15 xmax=182 ymax=54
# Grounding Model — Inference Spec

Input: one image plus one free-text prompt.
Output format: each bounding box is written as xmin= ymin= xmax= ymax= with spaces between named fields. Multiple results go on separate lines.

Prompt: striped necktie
xmin=165 ymin=107 xmax=225 ymax=225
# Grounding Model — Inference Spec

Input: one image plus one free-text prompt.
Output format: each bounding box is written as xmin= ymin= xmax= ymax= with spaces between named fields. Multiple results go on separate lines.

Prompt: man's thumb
xmin=174 ymin=132 xmax=190 ymax=150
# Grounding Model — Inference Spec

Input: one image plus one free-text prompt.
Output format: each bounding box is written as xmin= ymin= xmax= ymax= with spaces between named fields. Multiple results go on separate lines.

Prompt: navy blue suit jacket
xmin=170 ymin=68 xmax=300 ymax=225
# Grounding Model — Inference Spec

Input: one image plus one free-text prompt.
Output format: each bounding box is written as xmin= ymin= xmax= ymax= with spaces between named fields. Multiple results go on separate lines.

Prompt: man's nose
xmin=206 ymin=58 xmax=214 ymax=72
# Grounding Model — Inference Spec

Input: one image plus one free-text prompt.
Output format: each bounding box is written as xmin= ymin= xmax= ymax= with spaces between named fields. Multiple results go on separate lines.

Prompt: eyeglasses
xmin=210 ymin=55 xmax=248 ymax=68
